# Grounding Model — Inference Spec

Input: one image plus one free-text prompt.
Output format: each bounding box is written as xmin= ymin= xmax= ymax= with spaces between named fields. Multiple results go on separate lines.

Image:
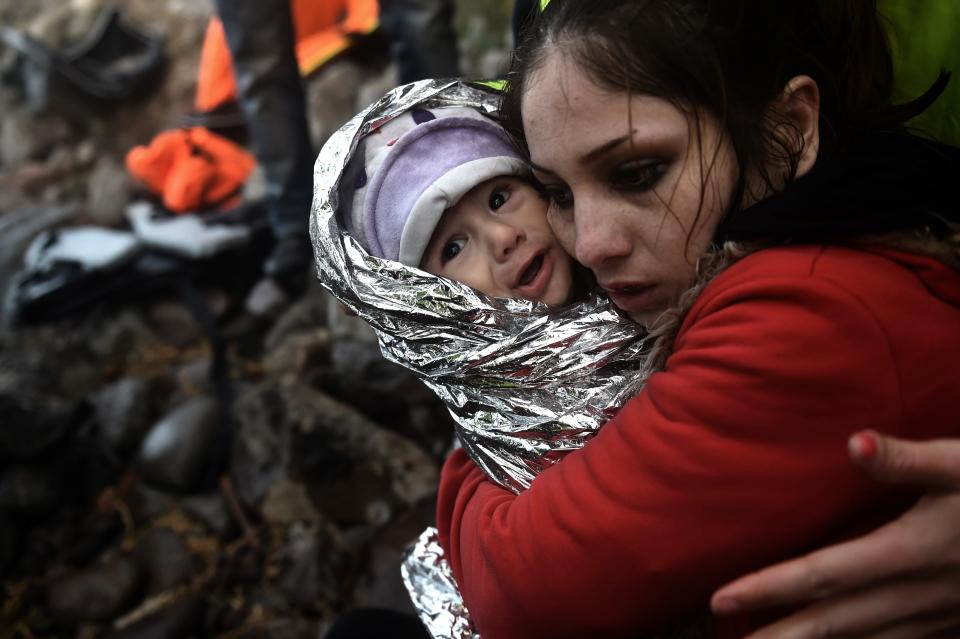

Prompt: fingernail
xmin=711 ymin=593 xmax=741 ymax=614
xmin=849 ymin=430 xmax=878 ymax=461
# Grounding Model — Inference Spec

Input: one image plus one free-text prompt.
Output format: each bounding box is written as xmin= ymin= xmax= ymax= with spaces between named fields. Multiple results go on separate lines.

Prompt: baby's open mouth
xmin=518 ymin=254 xmax=544 ymax=287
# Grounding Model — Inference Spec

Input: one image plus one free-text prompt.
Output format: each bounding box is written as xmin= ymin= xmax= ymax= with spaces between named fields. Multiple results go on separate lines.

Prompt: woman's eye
xmin=612 ymin=161 xmax=667 ymax=192
xmin=488 ymin=188 xmax=509 ymax=211
xmin=541 ymin=185 xmax=573 ymax=211
xmin=441 ymin=237 xmax=467 ymax=263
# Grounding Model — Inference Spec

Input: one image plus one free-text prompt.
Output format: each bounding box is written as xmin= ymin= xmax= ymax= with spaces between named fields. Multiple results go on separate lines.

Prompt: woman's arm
xmin=711 ymin=432 xmax=960 ymax=639
xmin=437 ymin=255 xmax=932 ymax=638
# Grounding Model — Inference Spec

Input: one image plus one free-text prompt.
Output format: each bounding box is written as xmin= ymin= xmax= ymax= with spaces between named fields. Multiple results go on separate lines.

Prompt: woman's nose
xmin=573 ymin=208 xmax=631 ymax=270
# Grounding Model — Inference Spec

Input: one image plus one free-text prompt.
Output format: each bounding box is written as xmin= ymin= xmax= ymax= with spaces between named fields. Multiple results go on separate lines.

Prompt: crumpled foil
xmin=309 ymin=79 xmax=653 ymax=639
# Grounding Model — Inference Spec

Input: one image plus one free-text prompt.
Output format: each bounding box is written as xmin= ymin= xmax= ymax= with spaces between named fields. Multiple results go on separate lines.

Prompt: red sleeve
xmin=436 ymin=260 xmax=905 ymax=638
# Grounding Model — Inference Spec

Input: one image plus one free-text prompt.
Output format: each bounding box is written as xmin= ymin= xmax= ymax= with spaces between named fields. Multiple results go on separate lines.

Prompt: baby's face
xmin=420 ymin=176 xmax=577 ymax=306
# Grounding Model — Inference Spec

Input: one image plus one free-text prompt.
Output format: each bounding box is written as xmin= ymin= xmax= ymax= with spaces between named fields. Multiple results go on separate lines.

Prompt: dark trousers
xmin=214 ymin=0 xmax=314 ymax=245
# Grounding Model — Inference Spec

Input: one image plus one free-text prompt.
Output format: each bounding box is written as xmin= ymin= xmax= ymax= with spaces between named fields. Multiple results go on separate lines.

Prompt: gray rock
xmin=323 ymin=291 xmax=378 ymax=343
xmin=104 ymin=595 xmax=206 ymax=639
xmin=230 ymin=383 xmax=286 ymax=508
xmin=127 ymin=483 xmax=178 ymax=525
xmin=0 ymin=464 xmax=59 ymax=512
xmin=354 ymin=63 xmax=400 ymax=118
xmin=26 ymin=3 xmax=101 ymax=49
xmin=94 ymin=377 xmax=154 ymax=454
xmin=0 ymin=514 xmax=15 ymax=575
xmin=351 ymin=544 xmax=417 ymax=615
xmin=47 ymin=556 xmax=143 ymax=624
xmin=260 ymin=478 xmax=320 ymax=527
xmin=132 ymin=527 xmax=202 ymax=595
xmin=0 ymin=108 xmax=71 ymax=165
xmin=86 ymin=156 xmax=135 ymax=227
xmin=86 ymin=310 xmax=158 ymax=362
xmin=147 ymin=301 xmax=201 ymax=348
xmin=0 ymin=375 xmax=73 ymax=460
xmin=329 ymin=338 xmax=447 ymax=443
xmin=352 ymin=500 xmax=435 ymax=615
xmin=180 ymin=491 xmax=235 ymax=536
xmin=238 ymin=380 xmax=451 ymax=525
xmin=264 ymin=291 xmax=329 ymax=351
xmin=257 ymin=618 xmax=319 ymax=639
xmin=244 ymin=277 xmax=289 ymax=317
xmin=277 ymin=521 xmax=344 ymax=612
xmin=175 ymin=357 xmax=212 ymax=396
xmin=262 ymin=330 xmax=331 ymax=384
xmin=138 ymin=396 xmax=222 ymax=492
xmin=305 ymin=58 xmax=380 ymax=150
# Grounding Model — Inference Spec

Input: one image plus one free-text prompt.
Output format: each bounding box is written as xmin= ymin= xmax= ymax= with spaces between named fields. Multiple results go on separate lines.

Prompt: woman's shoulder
xmin=700 ymin=243 xmax=960 ymax=311
xmin=678 ymin=243 xmax=960 ymax=380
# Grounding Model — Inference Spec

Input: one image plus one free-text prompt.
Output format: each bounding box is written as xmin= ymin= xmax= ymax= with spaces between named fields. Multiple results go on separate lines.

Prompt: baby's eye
xmin=441 ymin=237 xmax=467 ymax=263
xmin=489 ymin=188 xmax=509 ymax=211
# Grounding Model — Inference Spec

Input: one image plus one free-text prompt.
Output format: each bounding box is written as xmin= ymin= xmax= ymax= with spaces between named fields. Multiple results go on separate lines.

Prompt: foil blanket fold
xmin=309 ymin=79 xmax=652 ymax=638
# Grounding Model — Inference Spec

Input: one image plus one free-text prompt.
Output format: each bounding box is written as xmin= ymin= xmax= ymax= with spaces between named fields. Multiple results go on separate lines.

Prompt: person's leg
xmin=214 ymin=0 xmax=315 ymax=288
xmin=379 ymin=0 xmax=460 ymax=83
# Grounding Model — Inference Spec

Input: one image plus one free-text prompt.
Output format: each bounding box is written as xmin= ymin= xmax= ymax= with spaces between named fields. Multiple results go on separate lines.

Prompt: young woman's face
xmin=420 ymin=176 xmax=577 ymax=306
xmin=522 ymin=54 xmax=739 ymax=326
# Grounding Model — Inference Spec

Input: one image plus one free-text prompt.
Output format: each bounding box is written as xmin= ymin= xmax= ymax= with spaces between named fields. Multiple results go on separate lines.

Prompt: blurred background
xmin=0 ymin=0 xmax=517 ymax=637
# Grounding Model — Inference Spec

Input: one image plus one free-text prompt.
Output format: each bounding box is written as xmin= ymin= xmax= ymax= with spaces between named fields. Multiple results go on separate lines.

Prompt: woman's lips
xmin=604 ymin=283 xmax=658 ymax=315
xmin=514 ymin=251 xmax=553 ymax=300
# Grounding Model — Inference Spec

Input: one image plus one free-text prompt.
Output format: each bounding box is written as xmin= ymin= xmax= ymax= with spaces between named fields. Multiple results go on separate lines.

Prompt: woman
xmin=436 ymin=1 xmax=960 ymax=637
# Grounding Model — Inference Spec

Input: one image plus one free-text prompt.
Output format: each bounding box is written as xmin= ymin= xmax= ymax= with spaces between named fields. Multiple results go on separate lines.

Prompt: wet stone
xmin=127 ymin=483 xmax=178 ymax=525
xmin=146 ymin=301 xmax=202 ymax=349
xmin=262 ymin=330 xmax=331 ymax=384
xmin=0 ymin=387 xmax=73 ymax=460
xmin=277 ymin=521 xmax=343 ymax=613
xmin=137 ymin=396 xmax=222 ymax=492
xmin=132 ymin=527 xmax=202 ymax=595
xmin=47 ymin=556 xmax=143 ymax=624
xmin=264 ymin=290 xmax=329 ymax=351
xmin=94 ymin=377 xmax=155 ymax=455
xmin=86 ymin=156 xmax=135 ymax=227
xmin=104 ymin=594 xmax=206 ymax=639
xmin=181 ymin=491 xmax=235 ymax=536
xmin=0 ymin=513 xmax=17 ymax=575
xmin=260 ymin=478 xmax=320 ymax=527
xmin=58 ymin=510 xmax=124 ymax=566
xmin=0 ymin=464 xmax=60 ymax=513
xmin=176 ymin=357 xmax=212 ymax=395
xmin=230 ymin=383 xmax=286 ymax=509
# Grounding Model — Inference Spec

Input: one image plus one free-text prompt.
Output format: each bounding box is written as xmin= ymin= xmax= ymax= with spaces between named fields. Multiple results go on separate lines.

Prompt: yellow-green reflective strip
xmin=475 ymin=79 xmax=507 ymax=92
xmin=540 ymin=0 xmax=550 ymax=10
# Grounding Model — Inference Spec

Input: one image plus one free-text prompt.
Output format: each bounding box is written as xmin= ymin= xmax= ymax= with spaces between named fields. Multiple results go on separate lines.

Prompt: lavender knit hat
xmin=341 ymin=107 xmax=530 ymax=266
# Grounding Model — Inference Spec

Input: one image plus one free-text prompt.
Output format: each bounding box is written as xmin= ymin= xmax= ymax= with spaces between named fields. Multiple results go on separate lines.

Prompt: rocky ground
xmin=0 ymin=0 xmax=514 ymax=637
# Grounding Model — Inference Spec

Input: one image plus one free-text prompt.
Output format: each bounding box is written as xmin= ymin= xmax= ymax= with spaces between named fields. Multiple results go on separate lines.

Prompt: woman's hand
xmin=711 ymin=431 xmax=960 ymax=639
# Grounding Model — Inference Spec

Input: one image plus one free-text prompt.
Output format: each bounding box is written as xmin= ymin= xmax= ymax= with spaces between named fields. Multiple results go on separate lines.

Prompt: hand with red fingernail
xmin=711 ymin=432 xmax=960 ymax=639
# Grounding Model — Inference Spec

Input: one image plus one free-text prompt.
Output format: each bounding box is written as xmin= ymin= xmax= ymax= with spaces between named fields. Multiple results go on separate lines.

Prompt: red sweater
xmin=436 ymin=245 xmax=960 ymax=638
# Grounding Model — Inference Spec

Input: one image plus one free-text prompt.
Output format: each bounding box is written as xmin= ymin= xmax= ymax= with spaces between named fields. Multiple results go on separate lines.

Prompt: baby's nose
xmin=489 ymin=221 xmax=526 ymax=260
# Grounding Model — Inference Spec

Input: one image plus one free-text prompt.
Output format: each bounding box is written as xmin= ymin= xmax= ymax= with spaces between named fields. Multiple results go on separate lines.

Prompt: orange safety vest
xmin=195 ymin=0 xmax=379 ymax=113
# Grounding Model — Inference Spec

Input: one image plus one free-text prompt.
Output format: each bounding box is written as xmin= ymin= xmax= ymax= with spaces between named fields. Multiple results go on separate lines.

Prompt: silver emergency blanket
xmin=309 ymin=79 xmax=654 ymax=638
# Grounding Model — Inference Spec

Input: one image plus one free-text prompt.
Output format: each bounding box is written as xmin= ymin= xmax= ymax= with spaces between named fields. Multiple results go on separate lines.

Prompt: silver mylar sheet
xmin=309 ymin=79 xmax=652 ymax=638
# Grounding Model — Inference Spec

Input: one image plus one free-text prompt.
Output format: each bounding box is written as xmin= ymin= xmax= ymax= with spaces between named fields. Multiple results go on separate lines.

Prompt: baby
xmin=340 ymin=106 xmax=580 ymax=306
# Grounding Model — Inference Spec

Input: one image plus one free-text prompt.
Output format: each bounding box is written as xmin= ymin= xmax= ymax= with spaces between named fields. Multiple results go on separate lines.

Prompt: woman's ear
xmin=777 ymin=75 xmax=820 ymax=178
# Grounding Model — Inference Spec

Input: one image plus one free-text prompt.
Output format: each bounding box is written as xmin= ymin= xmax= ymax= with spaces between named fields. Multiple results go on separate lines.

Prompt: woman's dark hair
xmin=500 ymin=0 xmax=944 ymax=222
